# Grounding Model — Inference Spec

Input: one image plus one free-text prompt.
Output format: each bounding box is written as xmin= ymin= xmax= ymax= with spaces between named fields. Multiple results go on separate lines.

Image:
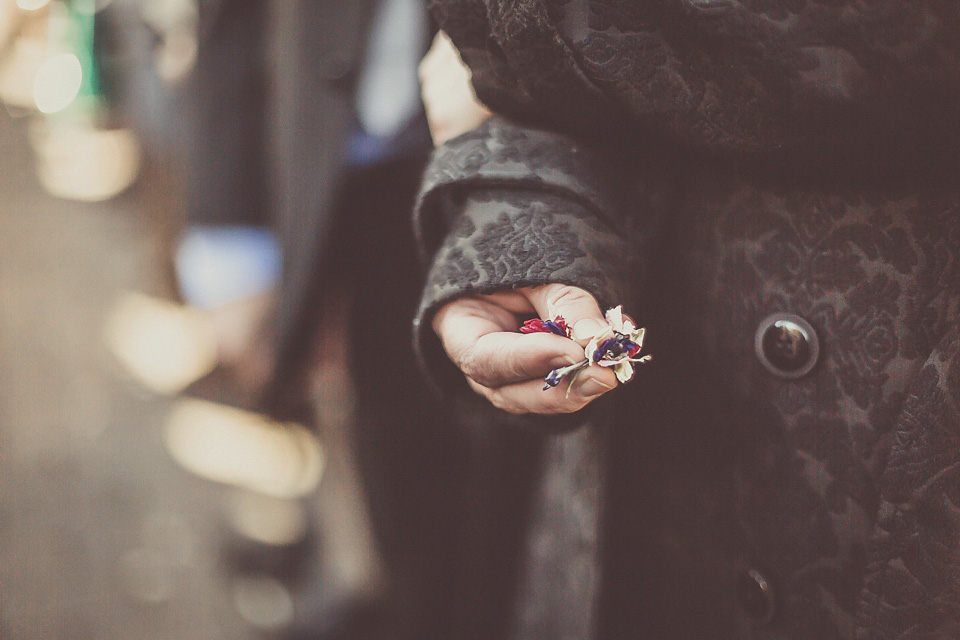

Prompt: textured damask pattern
xmin=415 ymin=129 xmax=960 ymax=640
xmin=674 ymin=171 xmax=960 ymax=638
xmin=413 ymin=116 xmax=665 ymax=409
xmin=856 ymin=329 xmax=960 ymax=639
xmin=435 ymin=0 xmax=960 ymax=160
xmin=422 ymin=2 xmax=960 ymax=638
xmin=415 ymin=116 xmax=642 ymax=260
xmin=415 ymin=188 xmax=632 ymax=411
xmin=425 ymin=190 xmax=627 ymax=307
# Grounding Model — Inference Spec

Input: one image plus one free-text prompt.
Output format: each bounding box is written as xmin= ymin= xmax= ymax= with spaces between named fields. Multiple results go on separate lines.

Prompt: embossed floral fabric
xmin=435 ymin=0 xmax=960 ymax=162
xmin=666 ymin=167 xmax=960 ymax=639
xmin=415 ymin=1 xmax=960 ymax=639
xmin=413 ymin=116 xmax=671 ymax=416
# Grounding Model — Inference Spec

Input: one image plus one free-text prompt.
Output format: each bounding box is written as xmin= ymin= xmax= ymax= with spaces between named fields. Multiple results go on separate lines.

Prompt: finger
xmin=522 ymin=284 xmax=609 ymax=345
xmin=432 ymin=295 xmax=517 ymax=341
xmin=452 ymin=330 xmax=585 ymax=388
xmin=433 ymin=296 xmax=584 ymax=387
xmin=467 ymin=365 xmax=618 ymax=415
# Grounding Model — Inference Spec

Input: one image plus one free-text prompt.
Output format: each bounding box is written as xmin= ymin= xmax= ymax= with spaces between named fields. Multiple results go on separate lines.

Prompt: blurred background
xmin=0 ymin=0 xmax=425 ymax=638
xmin=0 ymin=0 xmax=257 ymax=637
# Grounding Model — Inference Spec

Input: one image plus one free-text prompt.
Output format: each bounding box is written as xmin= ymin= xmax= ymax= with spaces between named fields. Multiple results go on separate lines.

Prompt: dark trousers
xmin=319 ymin=157 xmax=468 ymax=640
xmin=179 ymin=2 xmax=477 ymax=638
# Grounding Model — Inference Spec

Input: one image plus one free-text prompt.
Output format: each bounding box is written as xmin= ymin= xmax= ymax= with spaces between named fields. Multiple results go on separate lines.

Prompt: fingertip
xmin=575 ymin=376 xmax=616 ymax=399
xmin=571 ymin=366 xmax=618 ymax=399
xmin=548 ymin=353 xmax=580 ymax=369
xmin=572 ymin=318 xmax=607 ymax=343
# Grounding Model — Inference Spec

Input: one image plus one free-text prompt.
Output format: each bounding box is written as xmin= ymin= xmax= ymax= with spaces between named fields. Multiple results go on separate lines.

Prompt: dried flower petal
xmin=542 ymin=359 xmax=590 ymax=390
xmin=523 ymin=306 xmax=652 ymax=393
xmin=614 ymin=361 xmax=634 ymax=383
xmin=519 ymin=316 xmax=571 ymax=337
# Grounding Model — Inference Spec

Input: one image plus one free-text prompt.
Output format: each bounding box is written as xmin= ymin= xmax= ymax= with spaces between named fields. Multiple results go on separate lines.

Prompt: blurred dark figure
xmin=101 ymin=1 xmax=471 ymax=639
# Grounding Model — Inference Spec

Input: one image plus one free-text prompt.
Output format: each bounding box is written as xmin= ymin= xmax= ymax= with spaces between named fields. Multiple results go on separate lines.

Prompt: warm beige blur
xmin=162 ymin=398 xmax=325 ymax=498
xmin=104 ymin=291 xmax=218 ymax=395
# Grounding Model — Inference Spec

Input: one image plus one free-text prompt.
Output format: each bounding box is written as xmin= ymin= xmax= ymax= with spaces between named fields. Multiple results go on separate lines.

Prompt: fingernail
xmin=549 ymin=354 xmax=579 ymax=369
xmin=572 ymin=318 xmax=606 ymax=342
xmin=576 ymin=376 xmax=614 ymax=398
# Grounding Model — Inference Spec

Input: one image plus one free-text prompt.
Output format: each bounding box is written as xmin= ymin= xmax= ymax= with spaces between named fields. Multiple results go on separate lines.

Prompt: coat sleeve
xmin=412 ymin=116 xmax=670 ymax=426
xmin=856 ymin=326 xmax=960 ymax=638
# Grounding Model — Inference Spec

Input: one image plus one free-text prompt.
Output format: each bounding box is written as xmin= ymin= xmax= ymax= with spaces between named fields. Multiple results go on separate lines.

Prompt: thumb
xmin=522 ymin=284 xmax=608 ymax=345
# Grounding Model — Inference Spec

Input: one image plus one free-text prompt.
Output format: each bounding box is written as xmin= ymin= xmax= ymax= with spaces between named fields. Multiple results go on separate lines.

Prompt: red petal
xmin=519 ymin=318 xmax=548 ymax=333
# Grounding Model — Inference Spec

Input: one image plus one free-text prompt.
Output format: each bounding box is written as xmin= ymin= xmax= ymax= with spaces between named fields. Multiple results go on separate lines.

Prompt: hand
xmin=418 ymin=31 xmax=492 ymax=145
xmin=431 ymin=284 xmax=619 ymax=414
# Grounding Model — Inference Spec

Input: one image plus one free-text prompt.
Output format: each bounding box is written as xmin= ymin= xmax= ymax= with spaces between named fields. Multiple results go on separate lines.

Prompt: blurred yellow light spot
xmin=163 ymin=399 xmax=324 ymax=498
xmin=16 ymin=0 xmax=51 ymax=10
xmin=33 ymin=52 xmax=81 ymax=113
xmin=232 ymin=576 xmax=294 ymax=631
xmin=103 ymin=291 xmax=218 ymax=395
xmin=228 ymin=491 xmax=308 ymax=546
xmin=0 ymin=37 xmax=48 ymax=109
xmin=30 ymin=120 xmax=142 ymax=202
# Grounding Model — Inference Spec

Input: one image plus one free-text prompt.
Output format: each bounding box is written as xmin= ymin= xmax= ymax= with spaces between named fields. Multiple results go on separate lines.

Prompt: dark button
xmin=736 ymin=568 xmax=775 ymax=624
xmin=755 ymin=313 xmax=819 ymax=379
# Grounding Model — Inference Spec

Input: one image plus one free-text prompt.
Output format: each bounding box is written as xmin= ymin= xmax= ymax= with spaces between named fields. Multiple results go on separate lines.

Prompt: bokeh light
xmin=228 ymin=491 xmax=308 ymax=547
xmin=16 ymin=0 xmax=51 ymax=11
xmin=103 ymin=291 xmax=217 ymax=395
xmin=231 ymin=576 xmax=294 ymax=631
xmin=163 ymin=398 xmax=325 ymax=498
xmin=32 ymin=51 xmax=81 ymax=113
xmin=30 ymin=121 xmax=141 ymax=201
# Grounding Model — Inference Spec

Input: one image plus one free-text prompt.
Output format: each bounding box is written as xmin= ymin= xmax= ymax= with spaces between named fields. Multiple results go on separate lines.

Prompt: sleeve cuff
xmin=414 ymin=187 xmax=633 ymax=432
xmin=411 ymin=117 xmax=668 ymax=430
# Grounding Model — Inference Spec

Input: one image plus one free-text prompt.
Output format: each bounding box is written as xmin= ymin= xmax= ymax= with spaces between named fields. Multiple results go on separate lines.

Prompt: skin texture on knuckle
xmin=456 ymin=339 xmax=523 ymax=388
xmin=456 ymin=341 xmax=504 ymax=388
xmin=454 ymin=342 xmax=485 ymax=383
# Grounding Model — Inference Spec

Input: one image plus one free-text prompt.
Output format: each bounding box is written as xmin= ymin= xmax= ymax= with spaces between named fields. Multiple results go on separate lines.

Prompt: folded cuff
xmin=412 ymin=117 xmax=664 ymax=431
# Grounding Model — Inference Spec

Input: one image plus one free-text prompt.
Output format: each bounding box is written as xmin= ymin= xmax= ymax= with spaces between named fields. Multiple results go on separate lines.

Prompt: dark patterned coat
xmin=413 ymin=1 xmax=960 ymax=638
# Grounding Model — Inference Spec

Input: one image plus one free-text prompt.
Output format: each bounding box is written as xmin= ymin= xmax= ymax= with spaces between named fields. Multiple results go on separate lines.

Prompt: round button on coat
xmin=736 ymin=568 xmax=775 ymax=624
xmin=755 ymin=313 xmax=819 ymax=378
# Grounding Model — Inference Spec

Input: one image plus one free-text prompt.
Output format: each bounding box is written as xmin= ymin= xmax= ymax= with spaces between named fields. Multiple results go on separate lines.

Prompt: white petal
xmin=605 ymin=306 xmax=624 ymax=330
xmin=615 ymin=361 xmax=634 ymax=383
xmin=584 ymin=339 xmax=599 ymax=360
